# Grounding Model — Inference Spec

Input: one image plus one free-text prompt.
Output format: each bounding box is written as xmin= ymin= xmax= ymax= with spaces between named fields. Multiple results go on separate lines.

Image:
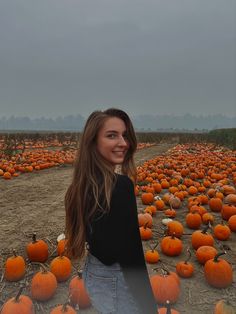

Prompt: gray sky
xmin=0 ymin=0 xmax=236 ymax=119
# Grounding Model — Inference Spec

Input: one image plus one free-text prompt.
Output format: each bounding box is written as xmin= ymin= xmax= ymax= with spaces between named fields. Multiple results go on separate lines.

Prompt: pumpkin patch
xmin=1 ymin=140 xmax=235 ymax=313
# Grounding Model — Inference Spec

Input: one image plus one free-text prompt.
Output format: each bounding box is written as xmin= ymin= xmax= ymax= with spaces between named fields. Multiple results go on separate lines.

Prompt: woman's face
xmin=96 ymin=117 xmax=130 ymax=166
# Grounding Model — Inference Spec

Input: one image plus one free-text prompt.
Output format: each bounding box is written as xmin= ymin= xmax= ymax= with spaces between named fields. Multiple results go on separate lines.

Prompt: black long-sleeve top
xmin=86 ymin=174 xmax=157 ymax=314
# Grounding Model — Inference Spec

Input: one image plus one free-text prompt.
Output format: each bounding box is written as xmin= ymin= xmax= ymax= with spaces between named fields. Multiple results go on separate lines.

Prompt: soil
xmin=0 ymin=142 xmax=235 ymax=314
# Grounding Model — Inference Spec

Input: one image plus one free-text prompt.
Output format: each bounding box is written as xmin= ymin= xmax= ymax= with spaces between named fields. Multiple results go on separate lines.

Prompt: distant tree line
xmin=0 ymin=113 xmax=235 ymax=131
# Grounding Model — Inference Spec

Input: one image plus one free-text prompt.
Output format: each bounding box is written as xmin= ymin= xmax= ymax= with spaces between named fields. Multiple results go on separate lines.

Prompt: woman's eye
xmin=107 ymin=134 xmax=116 ymax=138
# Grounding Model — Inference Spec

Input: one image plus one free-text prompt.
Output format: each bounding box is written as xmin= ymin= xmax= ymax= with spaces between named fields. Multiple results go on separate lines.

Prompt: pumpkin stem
xmin=153 ymin=241 xmax=159 ymax=251
xmin=77 ymin=269 xmax=83 ymax=278
xmin=184 ymin=247 xmax=192 ymax=264
xmin=202 ymin=223 xmax=210 ymax=234
xmin=62 ymin=301 xmax=70 ymax=312
xmin=166 ymin=300 xmax=171 ymax=314
xmin=32 ymin=233 xmax=37 ymax=243
xmin=14 ymin=284 xmax=25 ymax=303
xmin=12 ymin=249 xmax=17 ymax=258
xmin=213 ymin=251 xmax=226 ymax=263
xmin=39 ymin=263 xmax=49 ymax=273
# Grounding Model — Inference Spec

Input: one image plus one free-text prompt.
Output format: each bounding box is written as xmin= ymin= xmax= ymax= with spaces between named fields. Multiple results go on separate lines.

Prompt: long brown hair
xmin=64 ymin=108 xmax=137 ymax=259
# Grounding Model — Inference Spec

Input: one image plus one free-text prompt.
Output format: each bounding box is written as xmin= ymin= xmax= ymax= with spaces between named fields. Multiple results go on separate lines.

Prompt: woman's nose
xmin=118 ymin=136 xmax=128 ymax=146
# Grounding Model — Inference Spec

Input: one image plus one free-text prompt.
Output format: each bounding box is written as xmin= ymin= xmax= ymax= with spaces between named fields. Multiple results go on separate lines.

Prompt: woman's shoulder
xmin=114 ymin=173 xmax=134 ymax=192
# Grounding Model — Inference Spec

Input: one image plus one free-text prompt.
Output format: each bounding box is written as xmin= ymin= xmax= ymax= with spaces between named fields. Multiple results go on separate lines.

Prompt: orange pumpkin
xmin=224 ymin=194 xmax=236 ymax=206
xmin=4 ymin=250 xmax=26 ymax=282
xmin=176 ymin=249 xmax=194 ymax=278
xmin=202 ymin=212 xmax=214 ymax=225
xmin=221 ymin=204 xmax=236 ymax=220
xmin=161 ymin=235 xmax=183 ymax=257
xmin=195 ymin=245 xmax=217 ymax=265
xmin=158 ymin=300 xmax=180 ymax=314
xmin=31 ymin=265 xmax=57 ymax=301
xmin=150 ymin=270 xmax=180 ymax=304
xmin=138 ymin=212 xmax=153 ymax=228
xmin=213 ymin=224 xmax=231 ymax=241
xmin=1 ymin=286 xmax=35 ymax=314
xmin=139 ymin=224 xmax=153 ymax=240
xmin=214 ymin=299 xmax=236 ymax=314
xmin=50 ymin=255 xmax=72 ymax=282
xmin=26 ymin=233 xmax=49 ymax=263
xmin=191 ymin=225 xmax=214 ymax=250
xmin=204 ymin=252 xmax=233 ymax=288
xmin=185 ymin=212 xmax=202 ymax=229
xmin=167 ymin=221 xmax=184 ymax=238
xmin=57 ymin=239 xmax=68 ymax=256
xmin=141 ymin=192 xmax=154 ymax=205
xmin=209 ymin=197 xmax=223 ymax=212
xmin=50 ymin=303 xmax=76 ymax=314
xmin=69 ymin=271 xmax=91 ymax=308
xmin=228 ymin=215 xmax=236 ymax=232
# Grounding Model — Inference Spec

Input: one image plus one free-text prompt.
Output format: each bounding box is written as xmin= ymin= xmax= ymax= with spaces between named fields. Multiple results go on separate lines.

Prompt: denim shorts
xmin=82 ymin=252 xmax=142 ymax=314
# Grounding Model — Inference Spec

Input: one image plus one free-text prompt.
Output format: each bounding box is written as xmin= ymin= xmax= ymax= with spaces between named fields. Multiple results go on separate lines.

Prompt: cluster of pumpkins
xmin=1 ymin=233 xmax=91 ymax=314
xmin=134 ymin=143 xmax=236 ymax=313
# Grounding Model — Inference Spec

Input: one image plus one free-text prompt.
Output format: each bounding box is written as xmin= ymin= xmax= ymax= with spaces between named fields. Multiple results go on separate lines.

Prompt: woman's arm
xmin=109 ymin=175 xmax=157 ymax=314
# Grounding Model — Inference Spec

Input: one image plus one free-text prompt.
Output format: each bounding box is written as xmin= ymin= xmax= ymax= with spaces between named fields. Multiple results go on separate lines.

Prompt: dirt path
xmin=0 ymin=142 xmax=235 ymax=314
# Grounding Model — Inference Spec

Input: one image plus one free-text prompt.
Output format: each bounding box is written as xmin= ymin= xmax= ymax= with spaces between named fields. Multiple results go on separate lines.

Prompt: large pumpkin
xmin=150 ymin=270 xmax=180 ymax=304
xmin=204 ymin=252 xmax=233 ymax=288
xmin=1 ymin=286 xmax=35 ymax=314
xmin=31 ymin=265 xmax=57 ymax=301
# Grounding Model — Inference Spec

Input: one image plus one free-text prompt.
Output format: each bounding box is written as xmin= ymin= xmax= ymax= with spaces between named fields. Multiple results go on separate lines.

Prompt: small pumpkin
xmin=202 ymin=212 xmax=214 ymax=225
xmin=204 ymin=252 xmax=233 ymax=288
xmin=169 ymin=196 xmax=181 ymax=209
xmin=164 ymin=208 xmax=176 ymax=218
xmin=228 ymin=215 xmax=236 ymax=232
xmin=69 ymin=270 xmax=91 ymax=308
xmin=224 ymin=193 xmax=236 ymax=206
xmin=26 ymin=233 xmax=49 ymax=263
xmin=139 ymin=223 xmax=153 ymax=240
xmin=161 ymin=234 xmax=183 ymax=257
xmin=213 ymin=223 xmax=231 ymax=241
xmin=167 ymin=220 xmax=184 ymax=238
xmin=185 ymin=212 xmax=202 ymax=230
xmin=141 ymin=192 xmax=154 ymax=205
xmin=57 ymin=239 xmax=68 ymax=256
xmin=176 ymin=248 xmax=194 ymax=278
xmin=191 ymin=224 xmax=214 ymax=250
xmin=209 ymin=197 xmax=223 ymax=212
xmin=4 ymin=249 xmax=26 ymax=282
xmin=50 ymin=302 xmax=76 ymax=314
xmin=138 ymin=212 xmax=153 ymax=228
xmin=221 ymin=204 xmax=236 ymax=221
xmin=158 ymin=300 xmax=180 ymax=314
xmin=195 ymin=245 xmax=217 ymax=265
xmin=145 ymin=242 xmax=160 ymax=264
xmin=214 ymin=299 xmax=236 ymax=314
xmin=50 ymin=255 xmax=72 ymax=282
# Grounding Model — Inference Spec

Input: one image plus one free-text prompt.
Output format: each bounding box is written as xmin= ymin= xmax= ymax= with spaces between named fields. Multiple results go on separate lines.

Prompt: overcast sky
xmin=0 ymin=0 xmax=235 ymax=119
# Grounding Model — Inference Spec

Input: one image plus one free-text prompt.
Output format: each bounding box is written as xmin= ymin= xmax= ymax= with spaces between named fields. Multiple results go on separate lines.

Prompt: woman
xmin=65 ymin=108 xmax=157 ymax=314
